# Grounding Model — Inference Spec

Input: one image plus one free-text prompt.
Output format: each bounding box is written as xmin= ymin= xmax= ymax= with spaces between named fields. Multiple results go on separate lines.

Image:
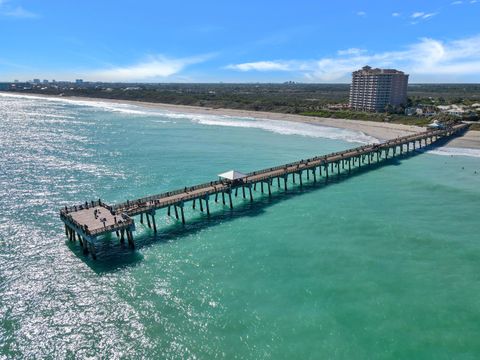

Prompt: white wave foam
xmin=1 ymin=92 xmax=377 ymax=143
xmin=24 ymin=111 xmax=76 ymax=119
xmin=151 ymin=119 xmax=175 ymax=124
xmin=424 ymin=146 xmax=480 ymax=158
xmin=153 ymin=110 xmax=377 ymax=143
xmin=187 ymin=115 xmax=378 ymax=144
xmin=0 ymin=92 xmax=161 ymax=115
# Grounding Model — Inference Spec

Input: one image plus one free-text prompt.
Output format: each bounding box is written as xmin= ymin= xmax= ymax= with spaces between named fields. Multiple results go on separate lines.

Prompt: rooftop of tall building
xmin=353 ymin=65 xmax=407 ymax=75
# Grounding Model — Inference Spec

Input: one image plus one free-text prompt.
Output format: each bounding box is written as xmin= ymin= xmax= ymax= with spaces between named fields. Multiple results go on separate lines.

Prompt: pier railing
xmin=112 ymin=179 xmax=227 ymax=212
xmin=60 ymin=209 xmax=134 ymax=236
xmin=87 ymin=214 xmax=134 ymax=236
xmin=60 ymin=200 xmax=114 ymax=215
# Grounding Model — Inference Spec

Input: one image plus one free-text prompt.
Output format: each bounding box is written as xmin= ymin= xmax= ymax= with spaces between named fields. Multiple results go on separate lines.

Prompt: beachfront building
xmin=349 ymin=66 xmax=409 ymax=112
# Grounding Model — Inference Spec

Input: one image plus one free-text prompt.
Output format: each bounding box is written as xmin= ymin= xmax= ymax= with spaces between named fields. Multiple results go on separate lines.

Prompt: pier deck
xmin=69 ymin=205 xmax=119 ymax=234
xmin=60 ymin=123 xmax=469 ymax=258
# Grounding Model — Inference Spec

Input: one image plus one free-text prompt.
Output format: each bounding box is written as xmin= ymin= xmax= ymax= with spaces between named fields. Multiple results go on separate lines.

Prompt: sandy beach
xmin=4 ymin=92 xmax=480 ymax=149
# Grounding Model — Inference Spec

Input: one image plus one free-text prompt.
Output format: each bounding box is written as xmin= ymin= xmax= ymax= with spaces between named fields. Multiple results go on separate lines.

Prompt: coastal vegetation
xmin=300 ymin=110 xmax=434 ymax=126
xmin=3 ymin=83 xmax=480 ymax=126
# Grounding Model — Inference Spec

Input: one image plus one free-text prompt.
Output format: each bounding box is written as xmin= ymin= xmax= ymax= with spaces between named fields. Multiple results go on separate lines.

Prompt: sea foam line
xmin=0 ymin=92 xmax=378 ymax=144
xmin=0 ymin=92 xmax=156 ymax=115
xmin=188 ymin=115 xmax=378 ymax=144
xmin=423 ymin=146 xmax=480 ymax=158
xmin=6 ymin=92 xmax=480 ymax=155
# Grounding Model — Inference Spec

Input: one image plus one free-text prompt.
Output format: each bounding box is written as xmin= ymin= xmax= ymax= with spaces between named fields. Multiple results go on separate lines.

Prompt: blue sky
xmin=1 ymin=0 xmax=479 ymax=83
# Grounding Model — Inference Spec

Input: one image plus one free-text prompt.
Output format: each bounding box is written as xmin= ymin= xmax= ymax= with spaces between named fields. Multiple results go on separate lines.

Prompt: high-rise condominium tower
xmin=349 ymin=66 xmax=409 ymax=112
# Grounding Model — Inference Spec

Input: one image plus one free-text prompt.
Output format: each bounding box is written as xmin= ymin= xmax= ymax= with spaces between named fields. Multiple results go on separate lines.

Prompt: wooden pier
xmin=60 ymin=123 xmax=469 ymax=258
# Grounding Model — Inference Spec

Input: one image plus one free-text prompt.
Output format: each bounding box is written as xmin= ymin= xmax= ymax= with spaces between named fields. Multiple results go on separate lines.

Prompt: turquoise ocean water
xmin=1 ymin=93 xmax=480 ymax=359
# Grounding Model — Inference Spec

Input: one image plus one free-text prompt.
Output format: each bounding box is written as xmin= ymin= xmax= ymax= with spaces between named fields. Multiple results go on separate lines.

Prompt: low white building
xmin=437 ymin=104 xmax=466 ymax=117
xmin=218 ymin=170 xmax=247 ymax=181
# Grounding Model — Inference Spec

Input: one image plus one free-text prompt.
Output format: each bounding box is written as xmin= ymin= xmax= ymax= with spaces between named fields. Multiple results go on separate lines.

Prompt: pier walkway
xmin=60 ymin=123 xmax=469 ymax=258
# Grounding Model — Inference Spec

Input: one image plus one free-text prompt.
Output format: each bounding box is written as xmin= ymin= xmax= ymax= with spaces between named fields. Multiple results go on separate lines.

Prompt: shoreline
xmin=2 ymin=91 xmax=480 ymax=149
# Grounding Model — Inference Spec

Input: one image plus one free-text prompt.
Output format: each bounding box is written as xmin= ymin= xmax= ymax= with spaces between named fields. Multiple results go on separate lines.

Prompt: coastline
xmin=3 ymin=91 xmax=480 ymax=149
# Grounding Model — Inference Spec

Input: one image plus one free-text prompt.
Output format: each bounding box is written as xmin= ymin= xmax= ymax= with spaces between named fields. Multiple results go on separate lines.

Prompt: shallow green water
xmin=1 ymin=94 xmax=479 ymax=359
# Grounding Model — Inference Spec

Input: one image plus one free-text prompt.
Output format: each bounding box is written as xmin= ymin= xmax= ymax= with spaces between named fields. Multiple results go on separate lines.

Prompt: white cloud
xmin=89 ymin=54 xmax=211 ymax=81
xmin=423 ymin=13 xmax=437 ymax=19
xmin=451 ymin=1 xmax=463 ymax=4
xmin=337 ymin=48 xmax=366 ymax=56
xmin=392 ymin=12 xmax=401 ymax=17
xmin=356 ymin=11 xmax=366 ymax=16
xmin=225 ymin=61 xmax=293 ymax=72
xmin=411 ymin=11 xmax=437 ymax=19
xmin=225 ymin=34 xmax=480 ymax=82
xmin=411 ymin=12 xmax=425 ymax=18
xmin=1 ymin=5 xmax=39 ymax=18
xmin=410 ymin=11 xmax=437 ymax=23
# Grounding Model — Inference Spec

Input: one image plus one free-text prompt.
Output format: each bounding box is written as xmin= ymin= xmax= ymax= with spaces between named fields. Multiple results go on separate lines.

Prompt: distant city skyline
xmin=1 ymin=0 xmax=480 ymax=83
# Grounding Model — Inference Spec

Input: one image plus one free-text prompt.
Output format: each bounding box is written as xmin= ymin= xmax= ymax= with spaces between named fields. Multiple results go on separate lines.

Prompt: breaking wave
xmin=0 ymin=92 xmax=379 ymax=144
xmin=0 ymin=92 xmax=159 ymax=115
xmin=424 ymin=146 xmax=480 ymax=158
xmin=187 ymin=115 xmax=378 ymax=144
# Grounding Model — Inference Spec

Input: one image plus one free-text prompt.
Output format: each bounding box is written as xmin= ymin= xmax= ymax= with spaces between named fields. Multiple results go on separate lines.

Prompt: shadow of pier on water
xmin=73 ymin=142 xmax=442 ymax=273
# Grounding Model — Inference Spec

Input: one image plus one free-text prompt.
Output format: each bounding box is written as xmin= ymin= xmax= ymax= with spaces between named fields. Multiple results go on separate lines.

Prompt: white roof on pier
xmin=218 ymin=170 xmax=247 ymax=180
xmin=427 ymin=120 xmax=444 ymax=129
